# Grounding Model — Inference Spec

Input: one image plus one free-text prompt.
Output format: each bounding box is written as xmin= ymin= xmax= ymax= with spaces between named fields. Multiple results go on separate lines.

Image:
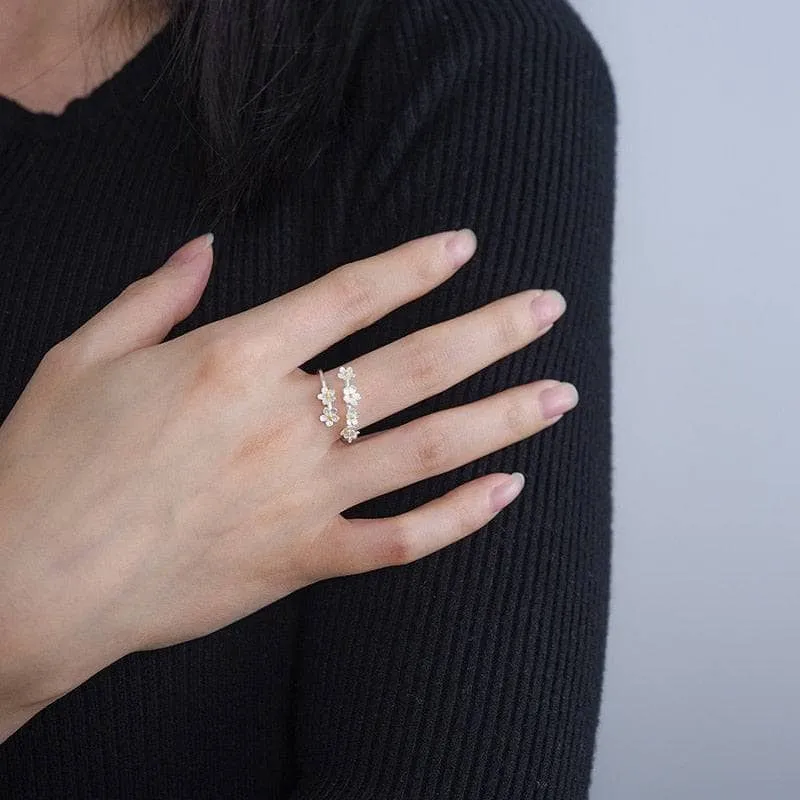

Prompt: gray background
xmin=568 ymin=1 xmax=800 ymax=798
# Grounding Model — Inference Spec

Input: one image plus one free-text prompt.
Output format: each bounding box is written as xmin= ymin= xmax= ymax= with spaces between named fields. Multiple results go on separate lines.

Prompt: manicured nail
xmin=490 ymin=472 xmax=526 ymax=513
xmin=445 ymin=228 xmax=477 ymax=266
xmin=539 ymin=382 xmax=579 ymax=419
xmin=530 ymin=290 xmax=566 ymax=330
xmin=171 ymin=232 xmax=214 ymax=268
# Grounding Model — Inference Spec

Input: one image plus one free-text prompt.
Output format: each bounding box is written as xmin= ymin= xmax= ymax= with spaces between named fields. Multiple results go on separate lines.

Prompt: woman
xmin=0 ymin=0 xmax=616 ymax=796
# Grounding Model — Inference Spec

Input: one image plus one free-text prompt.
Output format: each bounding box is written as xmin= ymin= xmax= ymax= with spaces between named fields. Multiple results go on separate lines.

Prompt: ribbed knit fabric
xmin=0 ymin=0 xmax=616 ymax=797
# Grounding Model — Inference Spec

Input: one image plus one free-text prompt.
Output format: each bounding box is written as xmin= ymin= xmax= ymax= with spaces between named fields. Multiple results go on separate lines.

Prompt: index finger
xmin=221 ymin=228 xmax=476 ymax=371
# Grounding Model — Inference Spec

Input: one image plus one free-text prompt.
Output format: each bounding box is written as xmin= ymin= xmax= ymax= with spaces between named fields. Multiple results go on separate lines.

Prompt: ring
xmin=337 ymin=365 xmax=361 ymax=443
xmin=317 ymin=369 xmax=339 ymax=427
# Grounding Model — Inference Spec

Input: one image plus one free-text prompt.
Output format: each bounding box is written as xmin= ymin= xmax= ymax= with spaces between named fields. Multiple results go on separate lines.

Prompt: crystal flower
xmin=317 ymin=386 xmax=336 ymax=405
xmin=340 ymin=426 xmax=360 ymax=443
xmin=343 ymin=385 xmax=361 ymax=405
xmin=320 ymin=407 xmax=339 ymax=426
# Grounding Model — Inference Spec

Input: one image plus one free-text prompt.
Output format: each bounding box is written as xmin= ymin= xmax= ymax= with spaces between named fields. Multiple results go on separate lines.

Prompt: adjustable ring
xmin=317 ymin=369 xmax=339 ymax=427
xmin=337 ymin=365 xmax=361 ymax=443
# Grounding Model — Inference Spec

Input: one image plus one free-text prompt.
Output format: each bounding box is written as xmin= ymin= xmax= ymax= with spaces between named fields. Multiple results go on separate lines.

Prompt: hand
xmin=0 ymin=229 xmax=574 ymax=720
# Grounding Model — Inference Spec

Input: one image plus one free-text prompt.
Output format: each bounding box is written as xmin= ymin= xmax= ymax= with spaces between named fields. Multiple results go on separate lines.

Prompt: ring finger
xmin=333 ymin=378 xmax=579 ymax=510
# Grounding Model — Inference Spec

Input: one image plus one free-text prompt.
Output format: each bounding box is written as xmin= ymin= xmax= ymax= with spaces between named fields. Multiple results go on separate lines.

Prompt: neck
xmin=0 ymin=0 xmax=168 ymax=114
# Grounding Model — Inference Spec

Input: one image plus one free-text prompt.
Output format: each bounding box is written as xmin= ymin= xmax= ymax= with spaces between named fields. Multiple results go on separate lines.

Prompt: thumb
xmin=62 ymin=233 xmax=215 ymax=366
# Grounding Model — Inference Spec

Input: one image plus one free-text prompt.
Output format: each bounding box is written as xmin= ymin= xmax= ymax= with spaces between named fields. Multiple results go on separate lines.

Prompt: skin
xmin=0 ymin=2 xmax=579 ymax=744
xmin=0 ymin=0 xmax=169 ymax=114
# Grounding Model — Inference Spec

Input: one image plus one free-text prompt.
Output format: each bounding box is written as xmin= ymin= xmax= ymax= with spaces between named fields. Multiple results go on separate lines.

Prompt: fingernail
xmin=530 ymin=290 xmax=566 ymax=330
xmin=490 ymin=472 xmax=526 ymax=513
xmin=445 ymin=228 xmax=477 ymax=266
xmin=170 ymin=232 xmax=215 ymax=268
xmin=539 ymin=382 xmax=579 ymax=419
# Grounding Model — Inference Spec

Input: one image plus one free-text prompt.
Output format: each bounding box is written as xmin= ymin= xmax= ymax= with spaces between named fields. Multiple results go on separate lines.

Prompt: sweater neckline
xmin=0 ymin=16 xmax=176 ymax=139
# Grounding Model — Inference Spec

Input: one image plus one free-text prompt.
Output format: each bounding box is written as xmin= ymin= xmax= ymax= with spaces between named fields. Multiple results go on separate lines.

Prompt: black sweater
xmin=0 ymin=0 xmax=616 ymax=797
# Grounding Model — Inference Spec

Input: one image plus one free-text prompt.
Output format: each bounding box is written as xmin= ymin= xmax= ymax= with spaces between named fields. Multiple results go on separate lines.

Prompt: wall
xmin=567 ymin=2 xmax=800 ymax=798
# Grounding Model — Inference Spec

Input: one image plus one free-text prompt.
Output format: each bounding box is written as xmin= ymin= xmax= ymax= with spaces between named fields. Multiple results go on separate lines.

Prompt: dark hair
xmin=115 ymin=0 xmax=381 ymax=222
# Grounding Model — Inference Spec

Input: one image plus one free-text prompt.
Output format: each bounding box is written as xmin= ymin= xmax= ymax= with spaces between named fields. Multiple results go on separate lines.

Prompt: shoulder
xmin=349 ymin=0 xmax=615 ymax=126
xmin=369 ymin=0 xmax=606 ymax=45
xmin=358 ymin=0 xmax=612 ymax=79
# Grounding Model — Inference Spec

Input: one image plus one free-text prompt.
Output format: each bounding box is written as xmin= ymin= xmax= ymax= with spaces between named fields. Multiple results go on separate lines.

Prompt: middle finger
xmin=314 ymin=288 xmax=567 ymax=431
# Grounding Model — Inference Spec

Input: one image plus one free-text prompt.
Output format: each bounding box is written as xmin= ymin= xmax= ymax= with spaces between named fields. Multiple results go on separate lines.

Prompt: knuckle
xmin=448 ymin=495 xmax=479 ymax=539
xmin=407 ymin=245 xmax=443 ymax=286
xmin=119 ymin=276 xmax=155 ymax=304
xmin=40 ymin=338 xmax=90 ymax=374
xmin=198 ymin=337 xmax=235 ymax=381
xmin=228 ymin=336 xmax=266 ymax=377
xmin=405 ymin=336 xmax=448 ymax=396
xmin=490 ymin=304 xmax=527 ymax=350
xmin=216 ymin=333 xmax=264 ymax=372
xmin=120 ymin=277 xmax=179 ymax=327
xmin=191 ymin=334 xmax=253 ymax=392
xmin=330 ymin=264 xmax=378 ymax=330
xmin=503 ymin=394 xmax=531 ymax=439
xmin=391 ymin=237 xmax=446 ymax=287
xmin=407 ymin=418 xmax=452 ymax=475
xmin=382 ymin=520 xmax=419 ymax=566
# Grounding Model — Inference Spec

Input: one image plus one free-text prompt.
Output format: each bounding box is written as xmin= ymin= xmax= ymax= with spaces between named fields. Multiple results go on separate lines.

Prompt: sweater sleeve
xmin=289 ymin=0 xmax=616 ymax=797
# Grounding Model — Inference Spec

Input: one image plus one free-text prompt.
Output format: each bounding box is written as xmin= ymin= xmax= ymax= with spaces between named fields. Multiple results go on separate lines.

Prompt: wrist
xmin=0 ymin=635 xmax=76 ymax=743
xmin=0 ymin=697 xmax=52 ymax=744
xmin=0 ymin=489 xmax=81 ymax=733
xmin=0 ymin=615 xmax=76 ymax=737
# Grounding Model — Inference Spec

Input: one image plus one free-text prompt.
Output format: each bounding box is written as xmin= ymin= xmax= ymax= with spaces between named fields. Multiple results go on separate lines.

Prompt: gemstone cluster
xmin=337 ymin=365 xmax=361 ymax=443
xmin=317 ymin=373 xmax=339 ymax=427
